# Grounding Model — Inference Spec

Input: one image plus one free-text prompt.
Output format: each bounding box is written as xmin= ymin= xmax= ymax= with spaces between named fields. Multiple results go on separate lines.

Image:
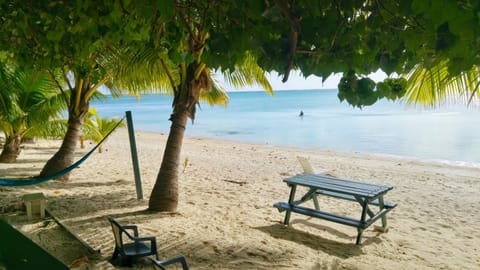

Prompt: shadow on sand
xmin=256 ymin=220 xmax=384 ymax=259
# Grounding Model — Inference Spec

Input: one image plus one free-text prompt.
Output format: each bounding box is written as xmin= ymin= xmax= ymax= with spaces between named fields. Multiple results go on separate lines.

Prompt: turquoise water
xmin=92 ymin=90 xmax=480 ymax=166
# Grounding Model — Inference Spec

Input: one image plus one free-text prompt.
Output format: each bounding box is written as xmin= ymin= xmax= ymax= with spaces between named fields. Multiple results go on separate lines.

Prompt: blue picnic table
xmin=274 ymin=173 xmax=397 ymax=244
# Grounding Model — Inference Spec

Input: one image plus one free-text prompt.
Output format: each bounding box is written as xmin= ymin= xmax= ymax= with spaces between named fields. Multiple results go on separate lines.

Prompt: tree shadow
xmin=255 ymin=222 xmax=367 ymax=259
xmin=69 ymin=209 xmax=179 ymax=227
xmin=158 ymin=239 xmax=298 ymax=270
xmin=0 ymin=167 xmax=42 ymax=178
xmin=290 ymin=218 xmax=352 ymax=240
xmin=14 ymin=158 xmax=51 ymax=164
xmin=49 ymin=192 xmax=146 ymax=217
xmin=39 ymin=179 xmax=136 ymax=189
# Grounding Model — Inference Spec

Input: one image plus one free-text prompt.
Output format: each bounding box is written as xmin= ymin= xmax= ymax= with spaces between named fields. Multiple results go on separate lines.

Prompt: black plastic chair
xmin=151 ymin=256 xmax=189 ymax=270
xmin=107 ymin=216 xmax=159 ymax=266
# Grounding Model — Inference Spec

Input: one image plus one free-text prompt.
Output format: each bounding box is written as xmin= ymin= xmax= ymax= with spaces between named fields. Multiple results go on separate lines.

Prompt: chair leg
xmin=119 ymin=256 xmax=133 ymax=267
xmin=111 ymin=248 xmax=119 ymax=260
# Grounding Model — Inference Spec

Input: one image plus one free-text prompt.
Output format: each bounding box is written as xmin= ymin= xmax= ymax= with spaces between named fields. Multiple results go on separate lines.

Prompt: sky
xmin=218 ymin=69 xmax=389 ymax=92
xmin=267 ymin=70 xmax=343 ymax=90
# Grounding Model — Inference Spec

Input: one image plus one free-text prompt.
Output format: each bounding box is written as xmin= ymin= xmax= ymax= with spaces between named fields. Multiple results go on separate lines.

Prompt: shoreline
xmin=137 ymin=128 xmax=480 ymax=170
xmin=1 ymin=128 xmax=480 ymax=269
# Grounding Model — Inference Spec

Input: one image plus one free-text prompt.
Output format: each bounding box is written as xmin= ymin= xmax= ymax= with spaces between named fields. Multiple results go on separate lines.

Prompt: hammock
xmin=0 ymin=117 xmax=125 ymax=186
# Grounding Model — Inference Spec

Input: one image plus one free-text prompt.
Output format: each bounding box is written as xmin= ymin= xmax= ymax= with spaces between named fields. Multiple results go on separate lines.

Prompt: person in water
xmin=299 ymin=110 xmax=304 ymax=117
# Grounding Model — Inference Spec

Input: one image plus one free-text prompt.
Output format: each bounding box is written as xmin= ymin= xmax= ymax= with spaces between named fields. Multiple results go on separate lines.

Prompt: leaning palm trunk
xmin=0 ymin=135 xmax=22 ymax=163
xmin=148 ymin=60 xmax=208 ymax=211
xmin=39 ymin=116 xmax=84 ymax=180
xmin=39 ymin=83 xmax=90 ymax=181
xmin=148 ymin=112 xmax=188 ymax=211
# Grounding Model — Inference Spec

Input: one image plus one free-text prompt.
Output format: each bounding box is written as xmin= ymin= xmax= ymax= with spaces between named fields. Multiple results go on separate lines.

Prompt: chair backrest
xmin=297 ymin=156 xmax=315 ymax=173
xmin=108 ymin=217 xmax=124 ymax=248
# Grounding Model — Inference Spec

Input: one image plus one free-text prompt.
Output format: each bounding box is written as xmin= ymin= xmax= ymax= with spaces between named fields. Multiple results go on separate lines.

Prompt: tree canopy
xmin=2 ymin=1 xmax=479 ymax=106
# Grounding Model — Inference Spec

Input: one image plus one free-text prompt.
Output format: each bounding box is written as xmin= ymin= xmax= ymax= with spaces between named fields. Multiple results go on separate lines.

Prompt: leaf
xmin=46 ymin=30 xmax=63 ymax=42
xmin=436 ymin=23 xmax=457 ymax=51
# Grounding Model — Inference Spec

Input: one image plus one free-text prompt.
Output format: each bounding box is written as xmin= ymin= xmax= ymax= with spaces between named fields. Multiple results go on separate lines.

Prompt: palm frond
xmin=220 ymin=52 xmax=273 ymax=95
xmin=82 ymin=107 xmax=125 ymax=144
xmin=200 ymin=76 xmax=229 ymax=106
xmin=403 ymin=60 xmax=480 ymax=107
xmin=0 ymin=65 xmax=66 ymax=139
xmin=29 ymin=119 xmax=68 ymax=139
xmin=101 ymin=46 xmax=177 ymax=96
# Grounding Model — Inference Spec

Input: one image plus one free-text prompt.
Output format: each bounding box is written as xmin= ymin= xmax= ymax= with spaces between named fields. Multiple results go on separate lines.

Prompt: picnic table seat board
xmin=274 ymin=173 xmax=397 ymax=244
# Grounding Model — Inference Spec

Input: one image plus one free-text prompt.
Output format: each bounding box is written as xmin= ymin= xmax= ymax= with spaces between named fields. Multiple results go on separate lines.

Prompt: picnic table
xmin=274 ymin=173 xmax=397 ymax=244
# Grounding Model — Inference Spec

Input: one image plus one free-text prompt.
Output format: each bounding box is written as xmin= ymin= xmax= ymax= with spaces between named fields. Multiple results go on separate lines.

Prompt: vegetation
xmin=81 ymin=108 xmax=125 ymax=153
xmin=0 ymin=64 xmax=64 ymax=163
xmin=0 ymin=1 xmax=129 ymax=179
xmin=403 ymin=61 xmax=480 ymax=107
xmin=1 ymin=1 xmax=479 ymax=211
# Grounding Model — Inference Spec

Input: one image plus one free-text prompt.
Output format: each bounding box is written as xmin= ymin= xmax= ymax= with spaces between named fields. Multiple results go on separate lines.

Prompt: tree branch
xmin=274 ymin=0 xmax=300 ymax=83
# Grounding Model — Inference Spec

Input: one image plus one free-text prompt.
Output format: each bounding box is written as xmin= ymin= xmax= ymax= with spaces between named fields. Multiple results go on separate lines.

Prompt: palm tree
xmin=37 ymin=60 xmax=125 ymax=180
xmin=81 ymin=107 xmax=126 ymax=153
xmin=402 ymin=60 xmax=480 ymax=107
xmin=0 ymin=64 xmax=64 ymax=163
xmin=112 ymin=43 xmax=273 ymax=211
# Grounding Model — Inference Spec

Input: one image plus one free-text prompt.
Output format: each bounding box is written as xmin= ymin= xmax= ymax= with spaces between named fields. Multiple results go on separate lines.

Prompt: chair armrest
xmin=134 ymin=236 xmax=157 ymax=251
xmin=122 ymin=225 xmax=139 ymax=237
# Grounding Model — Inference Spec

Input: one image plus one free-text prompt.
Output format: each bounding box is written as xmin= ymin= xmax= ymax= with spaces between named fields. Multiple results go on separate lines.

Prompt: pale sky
xmin=218 ymin=69 xmax=389 ymax=92
xmin=267 ymin=70 xmax=342 ymax=90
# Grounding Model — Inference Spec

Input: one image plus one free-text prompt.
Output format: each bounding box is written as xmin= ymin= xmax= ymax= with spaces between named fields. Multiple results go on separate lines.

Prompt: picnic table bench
xmin=274 ymin=173 xmax=397 ymax=244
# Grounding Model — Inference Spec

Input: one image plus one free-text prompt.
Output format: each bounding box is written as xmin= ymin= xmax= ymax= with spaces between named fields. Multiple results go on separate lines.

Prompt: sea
xmin=91 ymin=89 xmax=480 ymax=167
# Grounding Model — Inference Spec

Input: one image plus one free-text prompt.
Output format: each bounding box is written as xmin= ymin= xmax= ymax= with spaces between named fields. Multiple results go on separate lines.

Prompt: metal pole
xmin=125 ymin=111 xmax=143 ymax=200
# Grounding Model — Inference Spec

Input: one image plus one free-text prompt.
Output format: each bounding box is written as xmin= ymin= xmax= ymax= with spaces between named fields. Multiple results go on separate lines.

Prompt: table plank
xmin=284 ymin=173 xmax=393 ymax=198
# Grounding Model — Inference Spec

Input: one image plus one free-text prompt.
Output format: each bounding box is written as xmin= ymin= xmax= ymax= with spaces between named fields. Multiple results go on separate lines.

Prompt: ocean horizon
xmin=92 ymin=89 xmax=480 ymax=167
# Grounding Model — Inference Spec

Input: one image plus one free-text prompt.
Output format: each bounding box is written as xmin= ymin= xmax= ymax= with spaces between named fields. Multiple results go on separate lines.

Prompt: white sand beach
xmin=1 ymin=128 xmax=479 ymax=269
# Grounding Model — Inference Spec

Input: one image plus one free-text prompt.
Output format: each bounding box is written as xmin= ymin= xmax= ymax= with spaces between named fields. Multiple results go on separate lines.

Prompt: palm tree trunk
xmin=0 ymin=135 xmax=22 ymax=163
xmin=39 ymin=75 xmax=91 ymax=181
xmin=147 ymin=58 xmax=209 ymax=212
xmin=39 ymin=114 xmax=83 ymax=181
xmin=148 ymin=112 xmax=188 ymax=211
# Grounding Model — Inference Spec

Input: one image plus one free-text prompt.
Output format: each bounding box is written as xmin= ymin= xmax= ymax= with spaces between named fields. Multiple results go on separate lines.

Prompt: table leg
xmin=378 ymin=196 xmax=387 ymax=228
xmin=284 ymin=184 xmax=297 ymax=225
xmin=356 ymin=200 xmax=369 ymax=245
xmin=356 ymin=228 xmax=363 ymax=245
xmin=312 ymin=194 xmax=320 ymax=210
xmin=354 ymin=196 xmax=374 ymax=217
xmin=294 ymin=188 xmax=317 ymax=206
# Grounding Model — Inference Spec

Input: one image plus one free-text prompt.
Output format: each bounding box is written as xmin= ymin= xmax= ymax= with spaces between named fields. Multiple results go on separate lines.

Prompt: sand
xmin=1 ymin=128 xmax=479 ymax=269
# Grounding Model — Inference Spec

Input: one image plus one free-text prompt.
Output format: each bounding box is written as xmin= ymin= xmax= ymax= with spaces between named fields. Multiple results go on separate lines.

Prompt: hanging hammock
xmin=0 ymin=117 xmax=125 ymax=186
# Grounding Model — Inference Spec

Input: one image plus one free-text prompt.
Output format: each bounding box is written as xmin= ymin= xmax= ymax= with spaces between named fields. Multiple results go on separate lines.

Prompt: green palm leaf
xmin=0 ymin=64 xmax=66 ymax=162
xmin=106 ymin=47 xmax=271 ymax=106
xmin=219 ymin=52 xmax=273 ymax=95
xmin=102 ymin=46 xmax=176 ymax=96
xmin=81 ymin=107 xmax=125 ymax=152
xmin=403 ymin=60 xmax=480 ymax=107
xmin=0 ymin=65 xmax=65 ymax=137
